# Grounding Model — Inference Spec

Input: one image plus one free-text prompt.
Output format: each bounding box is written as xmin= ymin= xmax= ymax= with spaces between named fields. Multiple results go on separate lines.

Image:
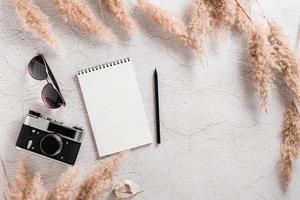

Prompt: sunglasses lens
xmin=28 ymin=55 xmax=48 ymax=80
xmin=42 ymin=83 xmax=63 ymax=109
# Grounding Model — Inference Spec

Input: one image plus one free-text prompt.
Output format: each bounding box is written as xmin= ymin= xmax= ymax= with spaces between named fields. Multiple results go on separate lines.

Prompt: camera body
xmin=16 ymin=110 xmax=84 ymax=165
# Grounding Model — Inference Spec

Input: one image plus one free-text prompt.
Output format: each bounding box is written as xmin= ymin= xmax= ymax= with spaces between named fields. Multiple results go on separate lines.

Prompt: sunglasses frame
xmin=29 ymin=54 xmax=66 ymax=108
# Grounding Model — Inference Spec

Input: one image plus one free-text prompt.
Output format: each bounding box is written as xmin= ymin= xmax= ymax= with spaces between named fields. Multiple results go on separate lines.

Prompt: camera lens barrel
xmin=40 ymin=134 xmax=63 ymax=156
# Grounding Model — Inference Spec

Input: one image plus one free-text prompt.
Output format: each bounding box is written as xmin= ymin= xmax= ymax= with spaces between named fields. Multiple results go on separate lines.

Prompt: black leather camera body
xmin=16 ymin=110 xmax=84 ymax=165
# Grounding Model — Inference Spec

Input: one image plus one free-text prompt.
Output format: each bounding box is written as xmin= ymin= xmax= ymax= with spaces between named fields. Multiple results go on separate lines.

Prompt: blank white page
xmin=77 ymin=58 xmax=152 ymax=157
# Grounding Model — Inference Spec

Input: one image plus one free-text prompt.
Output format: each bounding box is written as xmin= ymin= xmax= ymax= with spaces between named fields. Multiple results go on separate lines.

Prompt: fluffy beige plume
xmin=48 ymin=167 xmax=80 ymax=200
xmin=9 ymin=157 xmax=31 ymax=200
xmin=138 ymin=0 xmax=198 ymax=50
xmin=187 ymin=0 xmax=210 ymax=55
xmin=248 ymin=25 xmax=271 ymax=111
xmin=10 ymin=0 xmax=60 ymax=49
xmin=101 ymin=0 xmax=136 ymax=36
xmin=297 ymin=22 xmax=300 ymax=50
xmin=268 ymin=22 xmax=300 ymax=106
xmin=75 ymin=153 xmax=124 ymax=200
xmin=281 ymin=104 xmax=300 ymax=186
xmin=53 ymin=0 xmax=115 ymax=39
xmin=204 ymin=0 xmax=237 ymax=29
xmin=25 ymin=173 xmax=46 ymax=200
xmin=233 ymin=0 xmax=253 ymax=33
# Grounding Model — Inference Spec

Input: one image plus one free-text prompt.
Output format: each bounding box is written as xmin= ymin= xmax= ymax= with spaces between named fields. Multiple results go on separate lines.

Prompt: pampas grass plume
xmin=9 ymin=156 xmax=31 ymax=200
xmin=25 ymin=173 xmax=46 ymax=200
xmin=204 ymin=0 xmax=237 ymax=29
xmin=101 ymin=0 xmax=136 ymax=36
xmin=248 ymin=25 xmax=271 ymax=111
xmin=138 ymin=0 xmax=198 ymax=50
xmin=75 ymin=153 xmax=124 ymax=200
xmin=233 ymin=1 xmax=253 ymax=33
xmin=281 ymin=103 xmax=300 ymax=187
xmin=268 ymin=22 xmax=300 ymax=106
xmin=187 ymin=0 xmax=210 ymax=55
xmin=48 ymin=167 xmax=80 ymax=200
xmin=297 ymin=22 xmax=300 ymax=50
xmin=9 ymin=154 xmax=126 ymax=200
xmin=11 ymin=0 xmax=60 ymax=49
xmin=53 ymin=0 xmax=115 ymax=40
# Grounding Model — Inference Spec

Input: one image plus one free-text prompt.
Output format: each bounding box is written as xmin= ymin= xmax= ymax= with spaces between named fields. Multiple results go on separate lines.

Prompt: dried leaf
xmin=113 ymin=180 xmax=140 ymax=199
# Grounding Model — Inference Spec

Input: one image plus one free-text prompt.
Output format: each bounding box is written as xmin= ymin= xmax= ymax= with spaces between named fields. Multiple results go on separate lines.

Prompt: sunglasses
xmin=28 ymin=54 xmax=66 ymax=109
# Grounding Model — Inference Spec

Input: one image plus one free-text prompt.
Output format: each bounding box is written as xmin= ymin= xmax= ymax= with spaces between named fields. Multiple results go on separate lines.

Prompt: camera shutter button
xmin=27 ymin=140 xmax=33 ymax=149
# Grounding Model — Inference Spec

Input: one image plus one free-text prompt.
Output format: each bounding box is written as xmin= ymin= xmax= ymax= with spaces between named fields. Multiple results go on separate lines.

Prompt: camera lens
xmin=40 ymin=134 xmax=62 ymax=156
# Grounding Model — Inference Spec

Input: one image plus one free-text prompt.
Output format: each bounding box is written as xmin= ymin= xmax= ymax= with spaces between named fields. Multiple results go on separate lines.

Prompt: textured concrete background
xmin=0 ymin=0 xmax=300 ymax=199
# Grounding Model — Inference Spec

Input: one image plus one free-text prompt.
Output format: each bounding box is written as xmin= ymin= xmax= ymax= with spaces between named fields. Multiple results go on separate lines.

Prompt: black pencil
xmin=154 ymin=69 xmax=161 ymax=144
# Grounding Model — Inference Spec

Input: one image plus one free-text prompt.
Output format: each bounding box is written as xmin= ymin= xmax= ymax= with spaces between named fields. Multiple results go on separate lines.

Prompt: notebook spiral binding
xmin=77 ymin=57 xmax=131 ymax=75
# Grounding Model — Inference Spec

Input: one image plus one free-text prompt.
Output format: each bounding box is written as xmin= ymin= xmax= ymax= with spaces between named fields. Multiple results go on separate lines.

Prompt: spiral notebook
xmin=77 ymin=58 xmax=152 ymax=157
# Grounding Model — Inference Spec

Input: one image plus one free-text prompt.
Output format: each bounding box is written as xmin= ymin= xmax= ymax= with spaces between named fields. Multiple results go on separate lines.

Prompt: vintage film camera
xmin=16 ymin=110 xmax=84 ymax=165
